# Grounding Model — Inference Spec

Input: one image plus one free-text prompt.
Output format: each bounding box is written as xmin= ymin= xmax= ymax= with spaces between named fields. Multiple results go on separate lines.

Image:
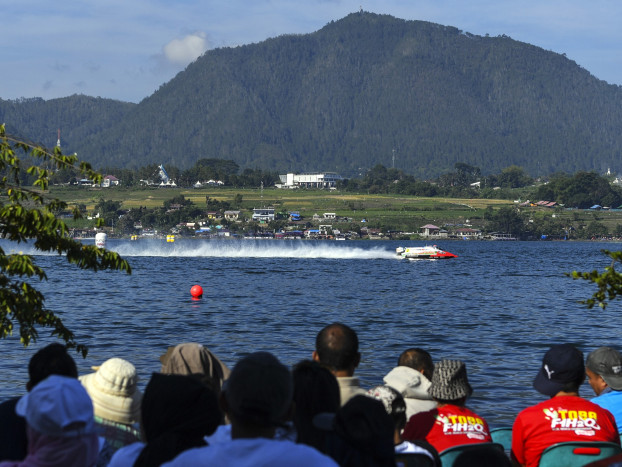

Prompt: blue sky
xmin=2 ymin=0 xmax=621 ymax=103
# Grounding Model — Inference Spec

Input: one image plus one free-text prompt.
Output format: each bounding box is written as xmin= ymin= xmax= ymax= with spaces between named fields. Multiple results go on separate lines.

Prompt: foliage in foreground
xmin=569 ymin=250 xmax=622 ymax=309
xmin=0 ymin=124 xmax=131 ymax=356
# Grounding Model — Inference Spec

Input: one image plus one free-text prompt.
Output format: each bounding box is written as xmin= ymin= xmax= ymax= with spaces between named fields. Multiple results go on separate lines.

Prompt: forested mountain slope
xmin=3 ymin=12 xmax=622 ymax=178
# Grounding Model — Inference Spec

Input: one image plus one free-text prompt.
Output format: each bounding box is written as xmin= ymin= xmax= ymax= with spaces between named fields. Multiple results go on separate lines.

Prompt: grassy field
xmin=49 ymin=185 xmax=622 ymax=235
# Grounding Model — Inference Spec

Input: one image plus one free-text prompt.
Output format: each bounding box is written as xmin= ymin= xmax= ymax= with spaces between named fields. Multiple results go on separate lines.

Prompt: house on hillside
xmin=252 ymin=207 xmax=275 ymax=222
xmin=224 ymin=210 xmax=241 ymax=222
xmin=455 ymin=227 xmax=482 ymax=239
xmin=420 ymin=224 xmax=448 ymax=238
xmin=101 ymin=175 xmax=120 ymax=187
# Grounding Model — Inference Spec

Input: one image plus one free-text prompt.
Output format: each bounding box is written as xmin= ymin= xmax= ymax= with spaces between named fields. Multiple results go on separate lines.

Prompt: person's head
xmin=134 ymin=373 xmax=222 ymax=467
xmin=397 ymin=348 xmax=434 ymax=380
xmin=312 ymin=322 xmax=360 ymax=376
xmin=160 ymin=342 xmax=230 ymax=391
xmin=27 ymin=343 xmax=78 ymax=391
xmin=222 ymin=351 xmax=292 ymax=438
xmin=18 ymin=375 xmax=95 ymax=438
xmin=367 ymin=385 xmax=407 ymax=433
xmin=533 ymin=343 xmax=585 ymax=397
xmin=79 ymin=357 xmax=142 ymax=425
xmin=316 ymin=395 xmax=395 ymax=467
xmin=428 ymin=359 xmax=473 ymax=405
xmin=292 ymin=360 xmax=340 ymax=451
xmin=586 ymin=346 xmax=622 ymax=396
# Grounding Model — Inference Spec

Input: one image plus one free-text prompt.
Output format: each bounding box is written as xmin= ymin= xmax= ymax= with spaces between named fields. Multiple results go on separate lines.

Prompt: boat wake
xmin=1 ymin=239 xmax=397 ymax=260
xmin=113 ymin=240 xmax=397 ymax=260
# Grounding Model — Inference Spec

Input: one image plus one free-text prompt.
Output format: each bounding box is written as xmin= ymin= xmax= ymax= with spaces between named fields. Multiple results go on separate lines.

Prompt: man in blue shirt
xmin=586 ymin=346 xmax=622 ymax=433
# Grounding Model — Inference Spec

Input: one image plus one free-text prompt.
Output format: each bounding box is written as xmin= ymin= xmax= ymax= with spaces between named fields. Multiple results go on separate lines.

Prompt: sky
xmin=2 ymin=0 xmax=621 ymax=104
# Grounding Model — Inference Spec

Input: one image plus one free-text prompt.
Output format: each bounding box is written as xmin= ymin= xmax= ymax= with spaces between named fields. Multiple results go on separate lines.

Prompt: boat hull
xmin=396 ymin=246 xmax=457 ymax=259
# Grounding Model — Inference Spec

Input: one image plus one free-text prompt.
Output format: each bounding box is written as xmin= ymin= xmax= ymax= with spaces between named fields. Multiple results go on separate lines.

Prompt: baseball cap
xmin=17 ymin=374 xmax=95 ymax=437
xmin=586 ymin=347 xmax=622 ymax=391
xmin=533 ymin=344 xmax=585 ymax=397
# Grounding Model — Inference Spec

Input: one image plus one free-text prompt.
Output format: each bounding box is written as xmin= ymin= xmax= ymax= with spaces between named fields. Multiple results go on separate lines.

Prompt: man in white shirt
xmin=164 ymin=352 xmax=337 ymax=467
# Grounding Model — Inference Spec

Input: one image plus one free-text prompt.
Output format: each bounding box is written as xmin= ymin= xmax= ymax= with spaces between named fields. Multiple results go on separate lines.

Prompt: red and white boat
xmin=396 ymin=245 xmax=458 ymax=260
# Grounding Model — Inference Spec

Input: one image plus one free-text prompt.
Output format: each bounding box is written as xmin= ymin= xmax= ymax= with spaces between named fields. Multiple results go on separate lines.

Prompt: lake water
xmin=1 ymin=239 xmax=620 ymax=429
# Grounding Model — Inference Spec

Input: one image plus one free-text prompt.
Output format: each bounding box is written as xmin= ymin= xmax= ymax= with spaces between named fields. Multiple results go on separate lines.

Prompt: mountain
xmin=2 ymin=12 xmax=622 ymax=178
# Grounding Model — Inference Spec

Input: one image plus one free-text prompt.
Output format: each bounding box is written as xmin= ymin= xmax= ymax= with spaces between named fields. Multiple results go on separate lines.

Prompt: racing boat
xmin=396 ymin=245 xmax=457 ymax=260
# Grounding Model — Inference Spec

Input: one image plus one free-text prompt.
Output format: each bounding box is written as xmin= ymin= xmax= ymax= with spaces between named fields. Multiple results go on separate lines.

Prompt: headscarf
xmin=160 ymin=343 xmax=230 ymax=391
xmin=0 ymin=425 xmax=99 ymax=467
xmin=133 ymin=373 xmax=222 ymax=467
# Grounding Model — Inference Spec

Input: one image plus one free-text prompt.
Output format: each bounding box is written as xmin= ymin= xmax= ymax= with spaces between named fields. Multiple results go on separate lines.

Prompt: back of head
xmin=398 ymin=348 xmax=434 ymax=380
xmin=28 ymin=343 xmax=78 ymax=389
xmin=326 ymin=395 xmax=395 ymax=467
xmin=454 ymin=445 xmax=511 ymax=467
xmin=224 ymin=352 xmax=292 ymax=429
xmin=367 ymin=385 xmax=407 ymax=431
xmin=533 ymin=343 xmax=585 ymax=396
xmin=315 ymin=323 xmax=359 ymax=372
xmin=160 ymin=342 xmax=230 ymax=390
xmin=586 ymin=346 xmax=622 ymax=391
xmin=428 ymin=359 xmax=473 ymax=403
xmin=135 ymin=373 xmax=222 ymax=467
xmin=292 ymin=360 xmax=340 ymax=450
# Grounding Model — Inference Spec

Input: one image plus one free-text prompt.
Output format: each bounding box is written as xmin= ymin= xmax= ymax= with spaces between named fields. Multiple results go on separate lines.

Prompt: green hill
xmin=2 ymin=12 xmax=622 ymax=178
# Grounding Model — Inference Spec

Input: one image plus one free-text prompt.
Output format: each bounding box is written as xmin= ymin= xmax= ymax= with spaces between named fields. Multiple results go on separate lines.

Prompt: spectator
xmin=315 ymin=394 xmax=396 ymax=467
xmin=0 ymin=375 xmax=98 ymax=467
xmin=164 ymin=352 xmax=337 ymax=466
xmin=292 ymin=360 xmax=340 ymax=453
xmin=384 ymin=348 xmax=437 ymax=419
xmin=312 ymin=323 xmax=366 ymax=405
xmin=109 ymin=373 xmax=222 ymax=467
xmin=402 ymin=359 xmax=492 ymax=453
xmin=160 ymin=342 xmax=230 ymax=392
xmin=367 ymin=385 xmax=439 ymax=465
xmin=0 ymin=343 xmax=78 ymax=462
xmin=586 ymin=346 xmax=622 ymax=432
xmin=80 ymin=358 xmax=142 ymax=466
xmin=511 ymin=343 xmax=620 ymax=467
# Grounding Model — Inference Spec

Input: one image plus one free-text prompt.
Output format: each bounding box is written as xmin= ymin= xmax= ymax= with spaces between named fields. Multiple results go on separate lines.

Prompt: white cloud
xmin=163 ymin=32 xmax=209 ymax=66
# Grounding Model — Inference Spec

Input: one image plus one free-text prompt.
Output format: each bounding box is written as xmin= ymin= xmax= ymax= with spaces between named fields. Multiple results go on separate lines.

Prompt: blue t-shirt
xmin=592 ymin=388 xmax=622 ymax=433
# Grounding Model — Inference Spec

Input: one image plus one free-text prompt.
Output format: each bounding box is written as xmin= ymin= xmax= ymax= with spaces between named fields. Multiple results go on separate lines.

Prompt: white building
xmin=276 ymin=172 xmax=343 ymax=189
xmin=252 ymin=207 xmax=275 ymax=222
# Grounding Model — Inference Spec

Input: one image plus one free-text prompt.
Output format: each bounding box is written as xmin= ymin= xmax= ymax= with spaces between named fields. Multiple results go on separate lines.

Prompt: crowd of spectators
xmin=1 ymin=322 xmax=622 ymax=466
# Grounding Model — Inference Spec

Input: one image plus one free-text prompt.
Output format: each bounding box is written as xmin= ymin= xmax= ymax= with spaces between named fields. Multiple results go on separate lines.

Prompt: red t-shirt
xmin=512 ymin=395 xmax=620 ymax=467
xmin=402 ymin=404 xmax=492 ymax=453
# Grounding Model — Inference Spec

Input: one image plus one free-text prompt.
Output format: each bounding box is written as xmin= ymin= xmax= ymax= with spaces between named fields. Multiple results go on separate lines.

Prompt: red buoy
xmin=190 ymin=285 xmax=203 ymax=299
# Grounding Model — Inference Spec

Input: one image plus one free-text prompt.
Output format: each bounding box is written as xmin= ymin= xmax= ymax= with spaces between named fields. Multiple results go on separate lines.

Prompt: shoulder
xmin=163 ymin=439 xmax=337 ymax=467
xmin=108 ymin=442 xmax=145 ymax=467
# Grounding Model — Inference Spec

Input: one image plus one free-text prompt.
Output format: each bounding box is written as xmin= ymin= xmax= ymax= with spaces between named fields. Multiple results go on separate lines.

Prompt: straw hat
xmin=80 ymin=357 xmax=142 ymax=425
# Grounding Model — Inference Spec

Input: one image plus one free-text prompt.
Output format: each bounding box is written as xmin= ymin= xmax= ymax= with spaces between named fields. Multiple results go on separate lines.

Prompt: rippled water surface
xmin=1 ymin=239 xmax=620 ymax=428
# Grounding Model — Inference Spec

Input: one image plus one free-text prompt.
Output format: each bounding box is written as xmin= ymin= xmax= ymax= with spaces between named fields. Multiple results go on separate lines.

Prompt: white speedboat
xmin=396 ymin=245 xmax=458 ymax=260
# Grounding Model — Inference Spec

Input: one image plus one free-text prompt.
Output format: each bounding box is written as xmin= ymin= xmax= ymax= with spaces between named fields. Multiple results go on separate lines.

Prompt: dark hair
xmin=134 ymin=373 xmax=222 ymax=467
xmin=315 ymin=323 xmax=359 ymax=371
xmin=292 ymin=360 xmax=340 ymax=452
xmin=28 ymin=343 xmax=78 ymax=387
xmin=398 ymin=348 xmax=434 ymax=379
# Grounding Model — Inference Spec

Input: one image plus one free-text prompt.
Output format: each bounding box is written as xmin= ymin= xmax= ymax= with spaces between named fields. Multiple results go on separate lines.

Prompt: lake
xmin=0 ymin=238 xmax=620 ymax=428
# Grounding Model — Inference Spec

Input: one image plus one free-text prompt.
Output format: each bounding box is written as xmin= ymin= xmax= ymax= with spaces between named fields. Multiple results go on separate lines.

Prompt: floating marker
xmin=95 ymin=232 xmax=107 ymax=248
xmin=190 ymin=285 xmax=203 ymax=299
